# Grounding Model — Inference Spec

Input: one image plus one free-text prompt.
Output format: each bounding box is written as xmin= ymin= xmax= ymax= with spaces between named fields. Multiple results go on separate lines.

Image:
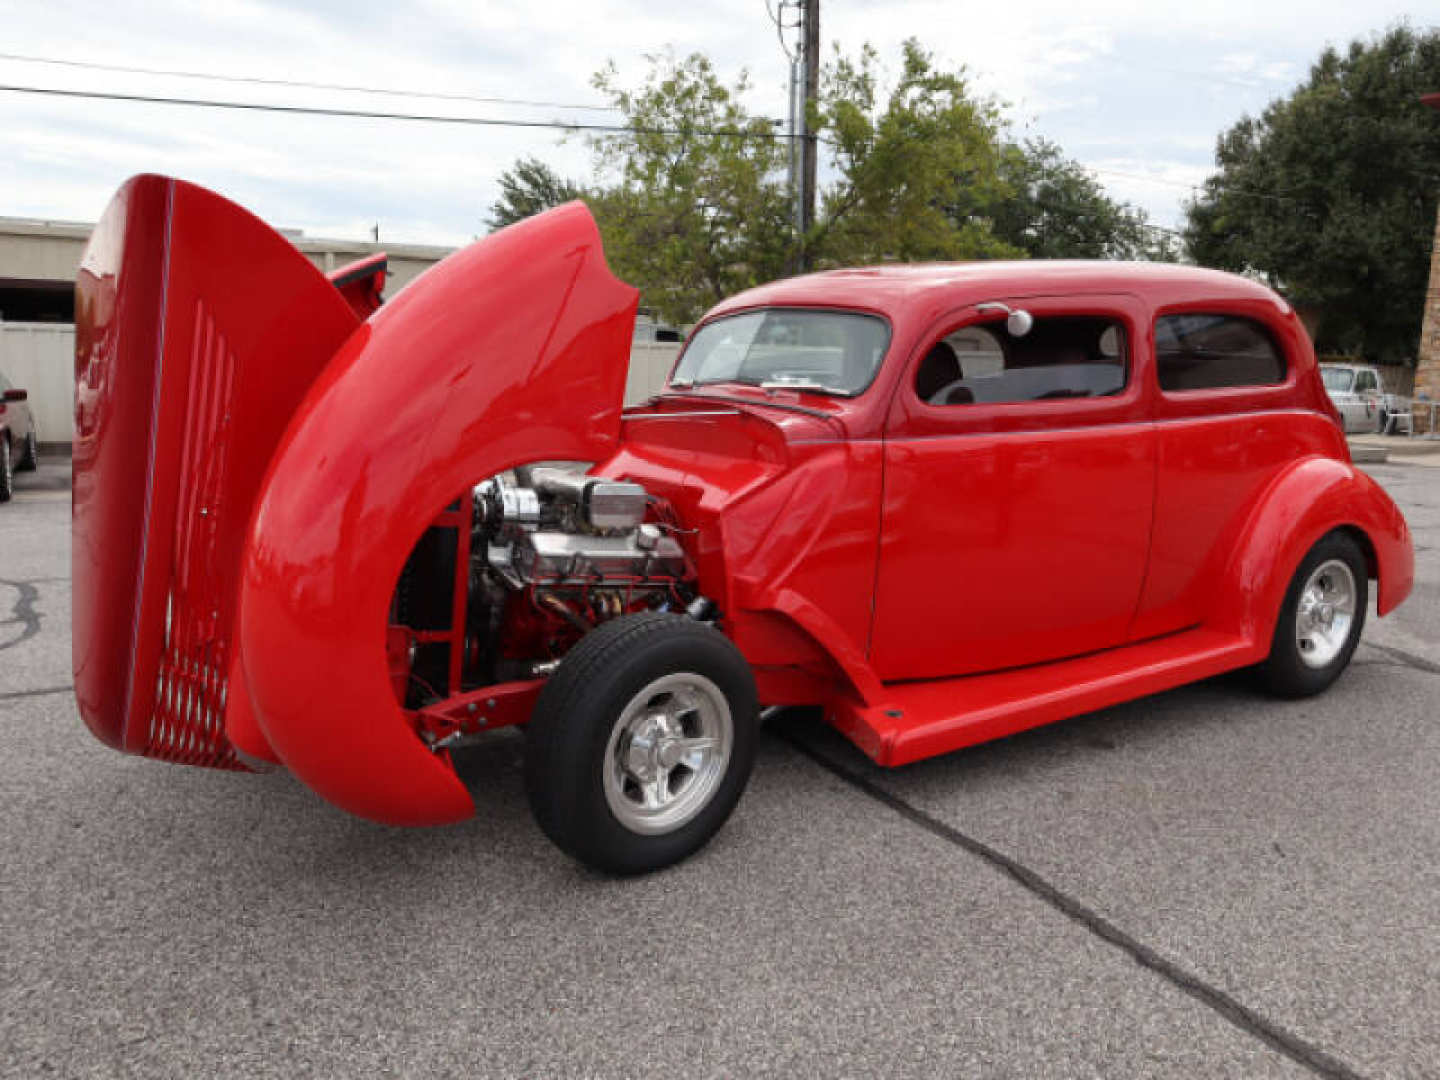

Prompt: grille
xmin=144 ymin=299 xmax=245 ymax=770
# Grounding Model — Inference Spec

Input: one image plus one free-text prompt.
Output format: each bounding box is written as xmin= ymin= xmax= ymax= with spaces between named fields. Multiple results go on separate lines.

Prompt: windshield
xmin=1321 ymin=368 xmax=1354 ymax=393
xmin=671 ymin=309 xmax=890 ymax=396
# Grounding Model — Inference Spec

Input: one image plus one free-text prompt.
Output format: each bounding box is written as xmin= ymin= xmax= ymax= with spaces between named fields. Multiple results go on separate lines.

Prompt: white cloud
xmin=0 ymin=0 xmax=1430 ymax=242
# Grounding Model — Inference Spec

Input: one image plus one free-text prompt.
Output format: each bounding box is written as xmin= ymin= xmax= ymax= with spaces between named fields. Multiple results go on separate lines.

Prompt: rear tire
xmin=15 ymin=431 xmax=38 ymax=472
xmin=525 ymin=613 xmax=758 ymax=874
xmin=0 ymin=437 xmax=13 ymax=503
xmin=1258 ymin=532 xmax=1367 ymax=698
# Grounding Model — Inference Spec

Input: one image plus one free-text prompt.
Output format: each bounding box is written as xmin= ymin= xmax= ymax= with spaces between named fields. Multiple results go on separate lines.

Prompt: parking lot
xmin=2 ymin=456 xmax=1437 ymax=1079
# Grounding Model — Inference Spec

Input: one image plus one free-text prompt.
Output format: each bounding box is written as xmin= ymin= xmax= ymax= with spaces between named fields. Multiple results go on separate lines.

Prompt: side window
xmin=917 ymin=316 xmax=1128 ymax=406
xmin=1155 ymin=314 xmax=1285 ymax=392
xmin=1355 ymin=370 xmax=1378 ymax=393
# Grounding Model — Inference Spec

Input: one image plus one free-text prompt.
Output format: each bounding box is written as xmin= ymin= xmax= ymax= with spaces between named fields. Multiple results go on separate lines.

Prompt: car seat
xmin=915 ymin=341 xmax=962 ymax=403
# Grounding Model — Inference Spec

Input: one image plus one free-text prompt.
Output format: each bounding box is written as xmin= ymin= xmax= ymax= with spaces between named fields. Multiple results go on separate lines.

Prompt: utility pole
xmin=788 ymin=48 xmax=803 ymax=240
xmin=800 ymin=0 xmax=820 ymax=263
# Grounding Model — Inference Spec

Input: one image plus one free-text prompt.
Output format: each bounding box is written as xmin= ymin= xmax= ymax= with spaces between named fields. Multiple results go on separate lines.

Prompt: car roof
xmin=704 ymin=261 xmax=1288 ymax=325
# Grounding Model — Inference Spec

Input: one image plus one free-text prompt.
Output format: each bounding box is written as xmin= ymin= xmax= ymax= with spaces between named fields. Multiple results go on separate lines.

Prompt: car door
xmin=1353 ymin=368 xmax=1380 ymax=430
xmin=1129 ymin=308 xmax=1321 ymax=642
xmin=869 ymin=294 xmax=1156 ymax=682
xmin=1325 ymin=368 xmax=1365 ymax=432
xmin=0 ymin=372 xmax=24 ymax=450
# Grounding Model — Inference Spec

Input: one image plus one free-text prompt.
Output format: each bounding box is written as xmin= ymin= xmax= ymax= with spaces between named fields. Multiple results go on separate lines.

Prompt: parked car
xmin=0 ymin=368 xmax=39 ymax=502
xmin=72 ymin=176 xmax=1414 ymax=873
xmin=1319 ymin=361 xmax=1401 ymax=434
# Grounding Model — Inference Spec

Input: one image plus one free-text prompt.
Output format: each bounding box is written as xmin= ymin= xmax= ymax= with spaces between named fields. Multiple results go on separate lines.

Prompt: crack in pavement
xmin=0 ymin=579 xmax=41 ymax=651
xmin=1358 ymin=641 xmax=1440 ymax=676
xmin=0 ymin=684 xmax=73 ymax=702
xmin=779 ymin=726 xmax=1368 ymax=1080
xmin=1351 ymin=659 xmax=1437 ymax=675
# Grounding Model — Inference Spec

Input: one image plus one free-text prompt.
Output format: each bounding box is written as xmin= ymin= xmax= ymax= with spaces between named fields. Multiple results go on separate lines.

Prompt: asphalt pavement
xmin=2 ymin=456 xmax=1436 ymax=1078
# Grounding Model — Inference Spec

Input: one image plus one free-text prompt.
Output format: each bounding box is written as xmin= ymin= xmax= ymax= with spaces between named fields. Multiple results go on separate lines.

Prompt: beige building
xmin=1 ymin=216 xmax=678 ymax=447
xmin=0 ymin=214 xmax=454 ymax=321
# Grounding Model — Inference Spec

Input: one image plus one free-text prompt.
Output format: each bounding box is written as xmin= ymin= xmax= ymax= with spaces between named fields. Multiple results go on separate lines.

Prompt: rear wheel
xmin=525 ymin=612 xmax=759 ymax=874
xmin=0 ymin=437 xmax=13 ymax=502
xmin=1258 ymin=532 xmax=1367 ymax=698
xmin=15 ymin=431 xmax=38 ymax=472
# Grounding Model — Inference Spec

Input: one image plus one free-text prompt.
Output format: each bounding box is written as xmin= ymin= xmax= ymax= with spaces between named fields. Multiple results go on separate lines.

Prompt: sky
xmin=0 ymin=0 xmax=1432 ymax=249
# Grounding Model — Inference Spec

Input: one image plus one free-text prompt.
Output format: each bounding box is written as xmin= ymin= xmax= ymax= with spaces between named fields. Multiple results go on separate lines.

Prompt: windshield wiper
xmin=758 ymin=377 xmax=849 ymax=396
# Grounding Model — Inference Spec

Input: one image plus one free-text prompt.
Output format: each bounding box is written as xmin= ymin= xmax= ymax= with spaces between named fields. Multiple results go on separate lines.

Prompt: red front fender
xmin=239 ymin=202 xmax=638 ymax=825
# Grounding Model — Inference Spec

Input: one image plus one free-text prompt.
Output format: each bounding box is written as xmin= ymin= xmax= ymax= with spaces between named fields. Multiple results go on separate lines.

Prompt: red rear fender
xmin=1219 ymin=456 xmax=1414 ymax=643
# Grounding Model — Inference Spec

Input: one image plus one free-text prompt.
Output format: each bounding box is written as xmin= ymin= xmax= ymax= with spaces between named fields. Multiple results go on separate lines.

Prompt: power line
xmin=0 ymin=50 xmax=622 ymax=113
xmin=0 ymin=80 xmax=1293 ymax=210
xmin=765 ymin=0 xmax=801 ymax=64
xmin=1078 ymin=164 xmax=1292 ymax=204
xmin=0 ymin=83 xmax=791 ymax=138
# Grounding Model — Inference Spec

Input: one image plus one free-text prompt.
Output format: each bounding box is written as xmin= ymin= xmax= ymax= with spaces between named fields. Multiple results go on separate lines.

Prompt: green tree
xmin=1184 ymin=24 xmax=1440 ymax=363
xmin=487 ymin=40 xmax=1169 ymax=322
xmin=485 ymin=156 xmax=586 ymax=230
xmin=585 ymin=52 xmax=794 ymax=326
xmin=984 ymin=138 xmax=1173 ymax=261
xmin=809 ymin=40 xmax=1019 ymax=266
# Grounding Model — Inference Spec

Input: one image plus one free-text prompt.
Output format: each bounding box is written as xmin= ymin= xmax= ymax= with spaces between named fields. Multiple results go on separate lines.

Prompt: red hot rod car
xmin=73 ymin=176 xmax=1413 ymax=873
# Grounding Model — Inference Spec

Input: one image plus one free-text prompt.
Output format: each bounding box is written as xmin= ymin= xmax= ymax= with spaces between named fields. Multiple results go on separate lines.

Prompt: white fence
xmin=626 ymin=342 xmax=681 ymax=404
xmin=0 ymin=321 xmax=74 ymax=445
xmin=0 ymin=320 xmax=681 ymax=450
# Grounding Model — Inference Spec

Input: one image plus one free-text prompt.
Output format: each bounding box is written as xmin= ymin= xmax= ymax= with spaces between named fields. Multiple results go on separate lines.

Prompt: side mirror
xmin=2 ymin=388 xmax=26 ymax=403
xmin=975 ymin=301 xmax=1034 ymax=338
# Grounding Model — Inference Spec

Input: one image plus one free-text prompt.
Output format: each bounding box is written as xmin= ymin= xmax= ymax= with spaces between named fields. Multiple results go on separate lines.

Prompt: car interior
xmin=917 ymin=317 xmax=1127 ymax=405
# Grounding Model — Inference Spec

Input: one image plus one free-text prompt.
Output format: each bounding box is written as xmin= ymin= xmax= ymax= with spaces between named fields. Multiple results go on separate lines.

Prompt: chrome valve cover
xmin=514 ymin=530 xmax=686 ymax=582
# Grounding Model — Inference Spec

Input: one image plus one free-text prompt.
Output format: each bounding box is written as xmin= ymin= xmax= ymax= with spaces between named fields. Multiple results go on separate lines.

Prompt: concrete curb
xmin=1349 ymin=435 xmax=1440 ymax=457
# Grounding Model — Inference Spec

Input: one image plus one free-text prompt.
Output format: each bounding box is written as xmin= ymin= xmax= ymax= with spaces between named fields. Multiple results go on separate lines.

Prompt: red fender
xmin=238 ymin=202 xmax=638 ymax=826
xmin=1219 ymin=456 xmax=1413 ymax=645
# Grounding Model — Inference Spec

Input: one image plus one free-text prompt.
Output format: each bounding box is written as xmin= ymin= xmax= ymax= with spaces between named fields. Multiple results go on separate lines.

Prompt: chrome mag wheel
xmin=1294 ymin=558 xmax=1357 ymax=669
xmin=525 ymin=611 xmax=758 ymax=873
xmin=602 ymin=672 xmax=733 ymax=835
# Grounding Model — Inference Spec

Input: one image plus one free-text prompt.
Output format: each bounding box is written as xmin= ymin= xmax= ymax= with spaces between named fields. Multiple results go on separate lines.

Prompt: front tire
xmin=525 ymin=613 xmax=759 ymax=874
xmin=1259 ymin=532 xmax=1367 ymax=698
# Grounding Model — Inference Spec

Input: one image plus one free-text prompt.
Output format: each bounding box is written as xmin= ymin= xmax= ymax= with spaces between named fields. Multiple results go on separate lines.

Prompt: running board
xmin=829 ymin=628 xmax=1265 ymax=767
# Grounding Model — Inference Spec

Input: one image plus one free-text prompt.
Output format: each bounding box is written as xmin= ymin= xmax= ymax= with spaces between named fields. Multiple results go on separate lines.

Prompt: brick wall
xmin=1416 ymin=203 xmax=1440 ymax=402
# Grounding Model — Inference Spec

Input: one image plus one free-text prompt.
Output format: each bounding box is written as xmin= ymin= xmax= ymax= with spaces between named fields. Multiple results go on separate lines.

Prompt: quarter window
xmin=918 ymin=316 xmax=1127 ymax=406
xmin=1155 ymin=314 xmax=1285 ymax=391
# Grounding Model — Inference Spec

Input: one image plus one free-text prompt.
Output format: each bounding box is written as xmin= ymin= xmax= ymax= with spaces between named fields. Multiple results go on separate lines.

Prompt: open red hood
xmin=239 ymin=200 xmax=637 ymax=825
xmin=74 ymin=176 xmax=637 ymax=825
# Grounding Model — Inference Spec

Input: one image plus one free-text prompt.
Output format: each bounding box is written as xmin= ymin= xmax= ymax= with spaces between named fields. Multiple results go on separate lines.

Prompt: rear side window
xmin=1155 ymin=314 xmax=1285 ymax=391
xmin=918 ymin=316 xmax=1127 ymax=405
